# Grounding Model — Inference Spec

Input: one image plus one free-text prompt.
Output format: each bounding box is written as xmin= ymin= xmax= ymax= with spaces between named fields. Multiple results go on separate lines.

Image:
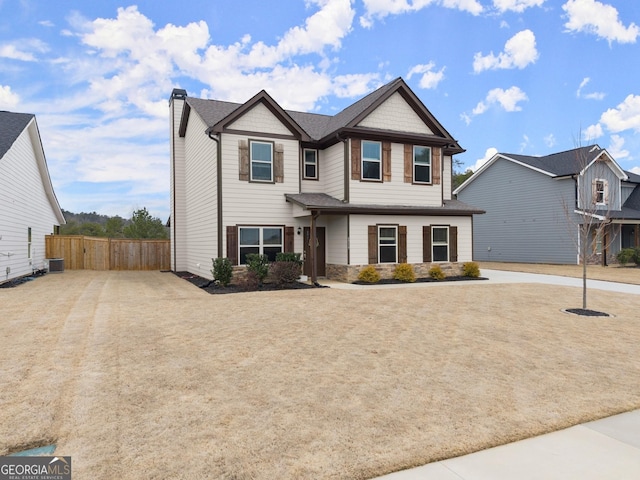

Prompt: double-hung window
xmin=250 ymin=140 xmax=273 ymax=182
xmin=378 ymin=226 xmax=397 ymax=263
xmin=594 ymin=179 xmax=606 ymax=205
xmin=238 ymin=226 xmax=283 ymax=264
xmin=362 ymin=141 xmax=382 ymax=180
xmin=303 ymin=149 xmax=318 ymax=180
xmin=413 ymin=146 xmax=431 ymax=183
xmin=432 ymin=226 xmax=449 ymax=262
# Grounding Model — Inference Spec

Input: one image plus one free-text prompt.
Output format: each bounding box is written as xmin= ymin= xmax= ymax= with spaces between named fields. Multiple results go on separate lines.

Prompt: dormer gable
xmin=208 ymin=90 xmax=311 ymax=141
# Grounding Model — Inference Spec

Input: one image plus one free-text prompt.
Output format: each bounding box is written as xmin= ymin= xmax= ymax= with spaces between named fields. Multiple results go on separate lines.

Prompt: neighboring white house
xmin=0 ymin=111 xmax=66 ymax=283
xmin=455 ymin=145 xmax=640 ymax=265
xmin=169 ymin=78 xmax=483 ymax=282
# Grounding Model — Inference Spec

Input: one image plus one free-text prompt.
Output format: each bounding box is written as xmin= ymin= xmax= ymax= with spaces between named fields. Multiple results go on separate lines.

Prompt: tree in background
xmin=60 ymin=221 xmax=105 ymax=236
xmin=105 ymin=216 xmax=125 ymax=238
xmin=452 ymin=158 xmax=474 ymax=191
xmin=123 ymin=208 xmax=168 ymax=239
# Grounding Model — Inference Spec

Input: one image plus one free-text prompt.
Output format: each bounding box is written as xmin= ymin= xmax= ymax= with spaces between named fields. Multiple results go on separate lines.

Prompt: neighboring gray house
xmin=170 ymin=77 xmax=484 ymax=282
xmin=0 ymin=111 xmax=66 ymax=283
xmin=454 ymin=145 xmax=640 ymax=265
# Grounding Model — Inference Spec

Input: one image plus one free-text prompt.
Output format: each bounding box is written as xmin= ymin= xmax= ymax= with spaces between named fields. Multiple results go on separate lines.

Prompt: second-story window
xmin=303 ymin=149 xmax=318 ymax=180
xmin=362 ymin=140 xmax=382 ymax=181
xmin=250 ymin=140 xmax=273 ymax=182
xmin=594 ymin=179 xmax=606 ymax=205
xmin=413 ymin=146 xmax=432 ymax=183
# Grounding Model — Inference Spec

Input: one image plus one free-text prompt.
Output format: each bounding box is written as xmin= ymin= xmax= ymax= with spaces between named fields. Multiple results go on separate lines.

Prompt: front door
xmin=303 ymin=227 xmax=326 ymax=277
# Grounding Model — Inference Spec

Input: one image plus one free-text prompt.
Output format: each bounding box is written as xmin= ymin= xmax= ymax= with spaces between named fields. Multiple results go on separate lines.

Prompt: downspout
xmin=338 ymin=133 xmax=349 ymax=203
xmin=171 ymin=102 xmax=177 ymax=272
xmin=208 ymin=131 xmax=223 ymax=258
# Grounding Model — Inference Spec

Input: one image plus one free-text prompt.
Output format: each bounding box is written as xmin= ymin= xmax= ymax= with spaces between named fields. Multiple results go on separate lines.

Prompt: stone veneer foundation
xmin=325 ymin=262 xmax=464 ymax=283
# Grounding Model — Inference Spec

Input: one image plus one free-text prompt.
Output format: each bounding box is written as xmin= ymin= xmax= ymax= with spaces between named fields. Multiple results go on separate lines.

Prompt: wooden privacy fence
xmin=45 ymin=235 xmax=170 ymax=271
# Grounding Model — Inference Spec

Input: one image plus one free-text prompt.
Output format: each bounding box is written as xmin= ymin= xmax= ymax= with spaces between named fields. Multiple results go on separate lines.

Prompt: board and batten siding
xmin=170 ymin=96 xmax=188 ymax=272
xmin=348 ymin=215 xmax=472 ymax=265
xmin=182 ymin=110 xmax=218 ymax=277
xmin=457 ymin=157 xmax=578 ymax=264
xmin=349 ymin=141 xmax=444 ymax=206
xmin=578 ymin=159 xmax=622 ymax=210
xmin=357 ymin=92 xmax=433 ymax=135
xmin=0 ymin=120 xmax=61 ymax=281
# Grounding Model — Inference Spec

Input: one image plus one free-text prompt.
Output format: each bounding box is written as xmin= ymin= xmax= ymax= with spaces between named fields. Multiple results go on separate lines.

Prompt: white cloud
xmin=360 ymin=0 xmax=483 ymax=28
xmin=473 ymin=29 xmax=539 ymax=73
xmin=471 ymin=86 xmax=528 ymax=117
xmin=599 ymin=94 xmax=640 ymax=133
xmin=576 ymin=77 xmax=605 ymax=100
xmin=471 ymin=147 xmax=498 ymax=171
xmin=493 ymin=0 xmax=546 ymax=13
xmin=563 ymin=0 xmax=639 ymax=44
xmin=407 ymin=62 xmax=446 ymax=89
xmin=583 ymin=123 xmax=604 ymax=140
xmin=0 ymin=39 xmax=49 ymax=61
xmin=0 ymin=85 xmax=20 ymax=108
xmin=607 ymin=134 xmax=629 ymax=160
xmin=544 ymin=133 xmax=556 ymax=148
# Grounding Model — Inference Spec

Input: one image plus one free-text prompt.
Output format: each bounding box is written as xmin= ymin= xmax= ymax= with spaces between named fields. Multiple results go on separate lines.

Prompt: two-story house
xmin=169 ymin=77 xmax=483 ymax=282
xmin=1 ymin=111 xmax=66 ymax=284
xmin=455 ymin=145 xmax=640 ymax=265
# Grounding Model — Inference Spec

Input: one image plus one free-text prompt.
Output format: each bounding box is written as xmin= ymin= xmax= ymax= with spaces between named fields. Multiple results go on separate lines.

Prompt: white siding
xmin=227 ymin=103 xmax=293 ymax=136
xmin=357 ymin=92 xmax=432 ymax=134
xmin=221 ymin=132 xmax=300 ymax=255
xmin=442 ymin=155 xmax=452 ymax=201
xmin=170 ymin=98 xmax=188 ymax=272
xmin=0 ymin=122 xmax=61 ymax=282
xmin=302 ymin=142 xmax=345 ymax=198
xmin=348 ymin=215 xmax=473 ymax=265
xmin=325 ymin=215 xmax=348 ymax=264
xmin=182 ymin=112 xmax=218 ymax=278
xmin=349 ymin=141 xmax=443 ymax=206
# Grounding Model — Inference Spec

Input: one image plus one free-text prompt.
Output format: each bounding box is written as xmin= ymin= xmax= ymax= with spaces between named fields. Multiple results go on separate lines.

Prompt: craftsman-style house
xmin=169 ymin=78 xmax=483 ymax=282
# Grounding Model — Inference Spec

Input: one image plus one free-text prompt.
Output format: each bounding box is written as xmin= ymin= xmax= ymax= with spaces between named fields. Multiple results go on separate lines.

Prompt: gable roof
xmin=177 ymin=77 xmax=463 ymax=153
xmin=0 ymin=111 xmax=66 ymax=225
xmin=455 ymin=145 xmax=629 ymax=194
xmin=0 ymin=111 xmax=34 ymax=160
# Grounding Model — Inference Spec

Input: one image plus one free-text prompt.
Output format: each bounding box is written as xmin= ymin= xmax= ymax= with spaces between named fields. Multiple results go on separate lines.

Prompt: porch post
xmin=311 ymin=211 xmax=319 ymax=284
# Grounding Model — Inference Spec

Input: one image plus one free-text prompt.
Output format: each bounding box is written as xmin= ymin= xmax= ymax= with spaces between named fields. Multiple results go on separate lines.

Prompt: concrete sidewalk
xmin=373 ymin=409 xmax=640 ymax=479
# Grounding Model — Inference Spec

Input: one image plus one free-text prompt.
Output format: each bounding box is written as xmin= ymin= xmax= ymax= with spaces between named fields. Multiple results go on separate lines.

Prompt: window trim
xmin=27 ymin=227 xmax=32 ymax=260
xmin=378 ymin=225 xmax=398 ymax=264
xmin=594 ymin=179 xmax=606 ymax=205
xmin=238 ymin=225 xmax=284 ymax=265
xmin=413 ymin=145 xmax=432 ymax=184
xmin=303 ymin=148 xmax=318 ymax=180
xmin=431 ymin=226 xmax=449 ymax=263
xmin=249 ymin=139 xmax=274 ymax=183
xmin=361 ymin=140 xmax=382 ymax=181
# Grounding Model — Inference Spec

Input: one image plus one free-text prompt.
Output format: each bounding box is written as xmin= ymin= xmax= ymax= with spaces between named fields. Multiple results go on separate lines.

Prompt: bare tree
xmin=561 ymin=144 xmax=618 ymax=311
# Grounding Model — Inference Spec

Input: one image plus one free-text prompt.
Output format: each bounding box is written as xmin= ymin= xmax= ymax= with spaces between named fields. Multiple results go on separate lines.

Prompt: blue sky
xmin=1 ymin=0 xmax=639 ymax=220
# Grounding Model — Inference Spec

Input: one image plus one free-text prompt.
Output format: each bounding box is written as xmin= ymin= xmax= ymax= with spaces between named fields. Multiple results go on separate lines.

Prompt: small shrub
xmin=462 ymin=261 xmax=480 ymax=278
xmin=239 ymin=270 xmax=260 ymax=291
xmin=211 ymin=257 xmax=233 ymax=287
xmin=358 ymin=265 xmax=381 ymax=283
xmin=393 ymin=263 xmax=416 ymax=282
xmin=635 ymin=247 xmax=640 ymax=266
xmin=245 ymin=253 xmax=269 ymax=284
xmin=429 ymin=264 xmax=446 ymax=280
xmin=617 ymin=248 xmax=635 ymax=266
xmin=275 ymin=252 xmax=302 ymax=265
xmin=270 ymin=261 xmax=302 ymax=285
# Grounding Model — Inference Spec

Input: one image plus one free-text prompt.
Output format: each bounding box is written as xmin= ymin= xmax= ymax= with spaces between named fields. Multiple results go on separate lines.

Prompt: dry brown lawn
xmin=1 ymin=270 xmax=640 ymax=479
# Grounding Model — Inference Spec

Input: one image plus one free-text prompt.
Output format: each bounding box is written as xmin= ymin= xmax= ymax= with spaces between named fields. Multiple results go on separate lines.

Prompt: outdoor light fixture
xmin=297 ymin=227 xmax=302 ymax=235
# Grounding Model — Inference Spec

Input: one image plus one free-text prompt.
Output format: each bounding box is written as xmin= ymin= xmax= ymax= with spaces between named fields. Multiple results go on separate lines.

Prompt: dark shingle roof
xmin=285 ymin=193 xmax=484 ymax=215
xmin=0 ymin=111 xmax=34 ymax=160
xmin=503 ymin=146 xmax=603 ymax=177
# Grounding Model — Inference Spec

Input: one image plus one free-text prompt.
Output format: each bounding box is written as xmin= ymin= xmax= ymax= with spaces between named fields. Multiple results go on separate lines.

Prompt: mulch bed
xmin=564 ymin=308 xmax=611 ymax=317
xmin=353 ymin=276 xmax=488 ymax=285
xmin=174 ymin=272 xmax=325 ymax=294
